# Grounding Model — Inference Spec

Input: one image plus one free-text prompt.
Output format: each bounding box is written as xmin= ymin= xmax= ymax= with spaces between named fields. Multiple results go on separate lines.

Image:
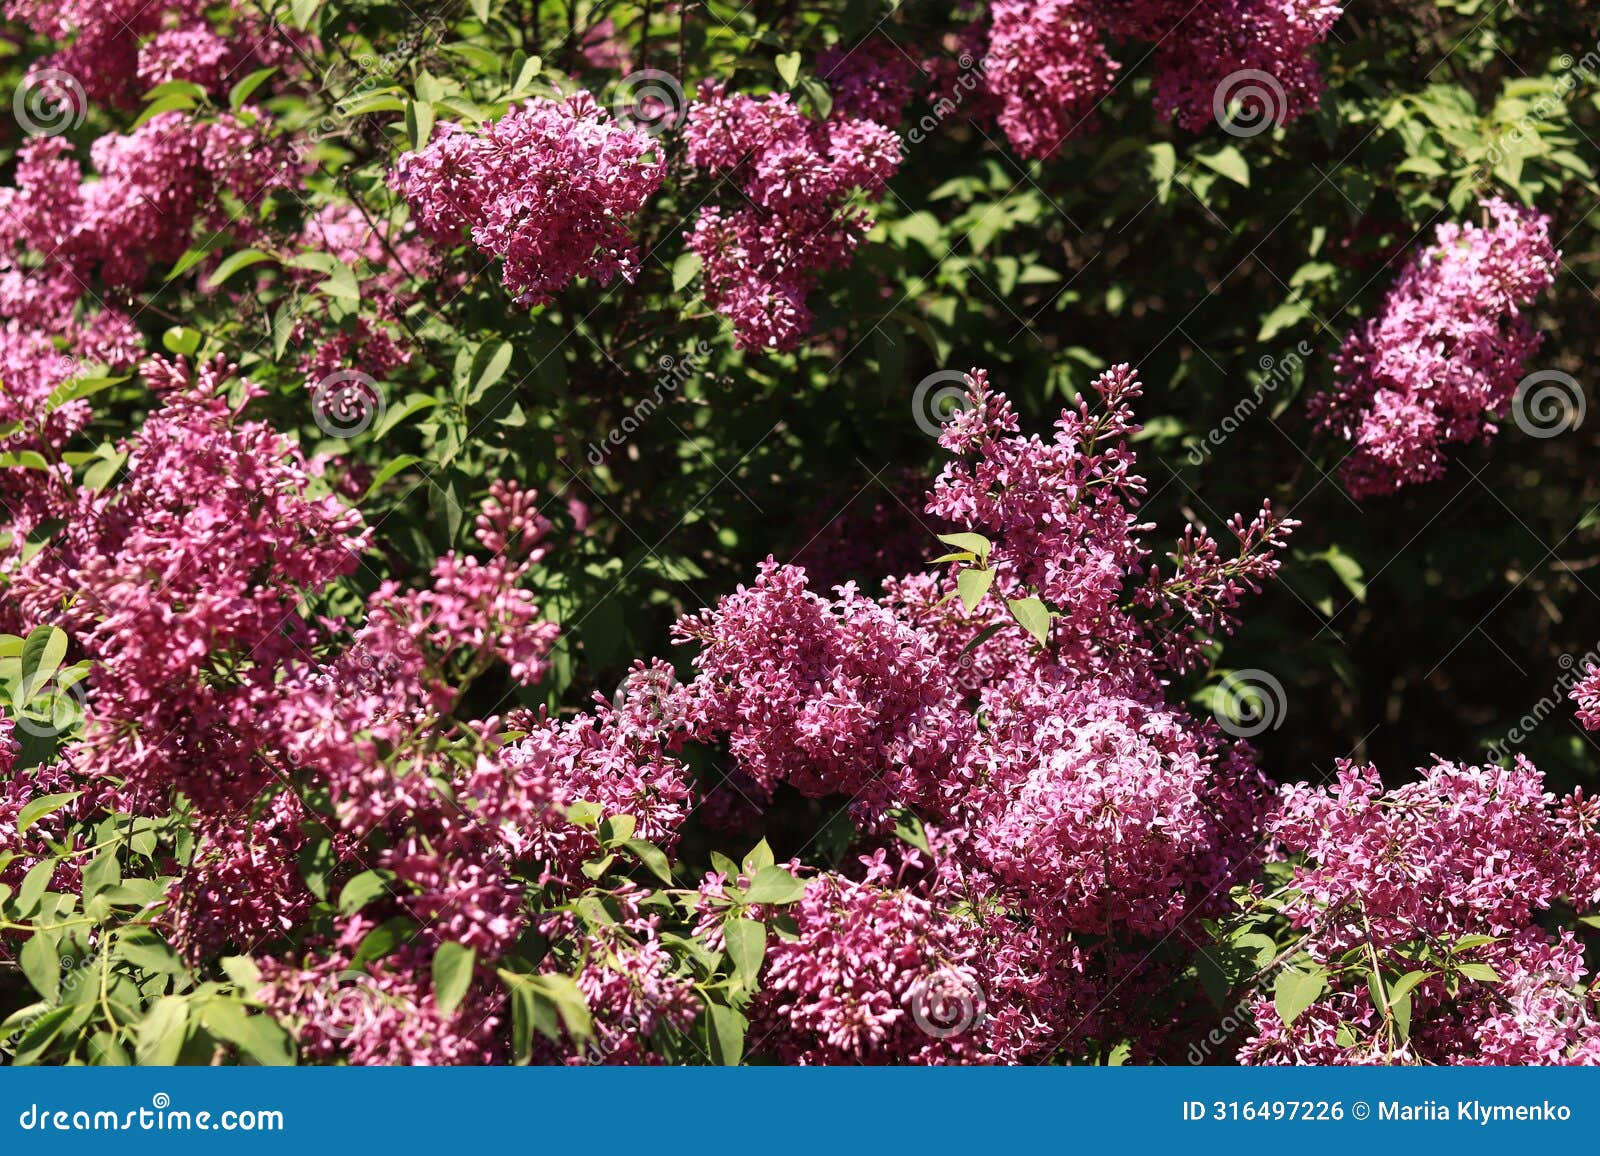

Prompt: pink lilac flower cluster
xmin=682 ymin=81 xmax=901 ymax=351
xmin=1241 ymin=758 xmax=1600 ymax=1064
xmin=0 ymin=112 xmax=298 ymax=360
xmin=816 ymin=38 xmax=919 ymax=125
xmin=1572 ymin=665 xmax=1600 ymax=733
xmin=5 ymin=0 xmax=291 ymax=105
xmin=391 ymin=93 xmax=665 ymax=307
xmin=677 ymin=366 xmax=1293 ymax=1060
xmin=3 ymin=356 xmax=372 ymax=810
xmin=979 ymin=0 xmax=1343 ymax=158
xmin=753 ymin=856 xmax=988 ymax=1064
xmin=1310 ymin=198 xmax=1560 ymax=498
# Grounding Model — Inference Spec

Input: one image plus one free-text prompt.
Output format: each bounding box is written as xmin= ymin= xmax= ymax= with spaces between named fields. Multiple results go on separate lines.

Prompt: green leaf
xmin=1273 ymin=967 xmax=1326 ymax=1027
xmin=373 ymin=394 xmax=442 ymax=439
xmin=671 ymin=251 xmax=702 ymax=293
xmin=432 ymin=942 xmax=476 ymax=1015
xmin=137 ymin=997 xmax=190 ymax=1065
xmin=890 ymin=809 xmax=930 ymax=853
xmin=775 ymin=51 xmax=803 ymax=88
xmin=504 ymin=972 xmax=592 ymax=1050
xmin=350 ymin=918 xmax=414 ymax=970
xmin=1007 ymin=596 xmax=1051 ymax=645
xmin=361 ymin=454 xmax=424 ymax=501
xmin=15 ymin=791 xmax=79 ymax=837
xmin=19 ymin=933 xmax=60 ymax=1002
xmin=0 ymin=451 xmax=48 ymax=471
xmin=201 ymin=1001 xmax=294 ymax=1066
xmin=338 ymin=869 xmax=396 ymax=915
xmin=20 ymin=623 xmax=68 ymax=688
xmin=723 ymin=917 xmax=766 ymax=990
xmin=742 ymin=865 xmax=807 ymax=905
xmin=82 ymin=850 xmax=121 ymax=900
xmin=118 ymin=930 xmax=186 ymax=977
xmin=622 ymin=838 xmax=673 ymax=885
xmin=228 ymin=67 xmax=278 ymax=109
xmin=1391 ymin=989 xmax=1413 ymax=1042
xmin=936 ymin=532 xmax=991 ymax=564
xmin=1457 ymin=962 xmax=1501 ymax=983
xmin=16 ymin=859 xmax=54 ymax=917
xmin=406 ymin=99 xmax=435 ymax=150
xmin=204 ymin=249 xmax=275 ymax=290
xmin=956 ymin=567 xmax=994 ymax=611
xmin=1197 ymin=145 xmax=1250 ymax=187
xmin=130 ymin=91 xmax=197 ymax=129
xmin=48 ymin=374 xmax=127 ymax=411
xmin=706 ymin=1002 xmax=746 ymax=1066
xmin=464 ymin=339 xmax=514 ymax=404
xmin=565 ymin=800 xmax=603 ymax=828
xmin=1386 ymin=969 xmax=1433 ymax=1003
xmin=164 ymin=244 xmax=217 ymax=282
xmin=742 ymin=839 xmax=775 ymax=875
xmin=161 ymin=326 xmax=202 ymax=357
xmin=599 ymin=814 xmax=637 ymax=845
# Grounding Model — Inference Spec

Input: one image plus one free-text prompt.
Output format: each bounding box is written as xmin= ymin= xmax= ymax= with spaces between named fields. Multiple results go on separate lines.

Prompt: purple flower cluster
xmin=981 ymin=0 xmax=1343 ymax=157
xmin=392 ymin=94 xmax=665 ymax=306
xmin=676 ymin=366 xmax=1294 ymax=1060
xmin=1311 ymin=198 xmax=1560 ymax=498
xmin=683 ymin=82 xmax=901 ymax=351
xmin=1242 ymin=758 xmax=1600 ymax=1064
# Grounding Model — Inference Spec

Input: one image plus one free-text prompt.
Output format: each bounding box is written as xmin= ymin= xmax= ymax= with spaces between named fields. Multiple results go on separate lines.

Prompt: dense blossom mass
xmin=1242 ymin=757 xmax=1600 ymax=1064
xmin=1310 ymin=197 xmax=1560 ymax=497
xmin=979 ymin=0 xmax=1343 ymax=156
xmin=393 ymin=94 xmax=665 ymax=305
xmin=2 ymin=0 xmax=1598 ymax=1073
xmin=682 ymin=82 xmax=901 ymax=350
